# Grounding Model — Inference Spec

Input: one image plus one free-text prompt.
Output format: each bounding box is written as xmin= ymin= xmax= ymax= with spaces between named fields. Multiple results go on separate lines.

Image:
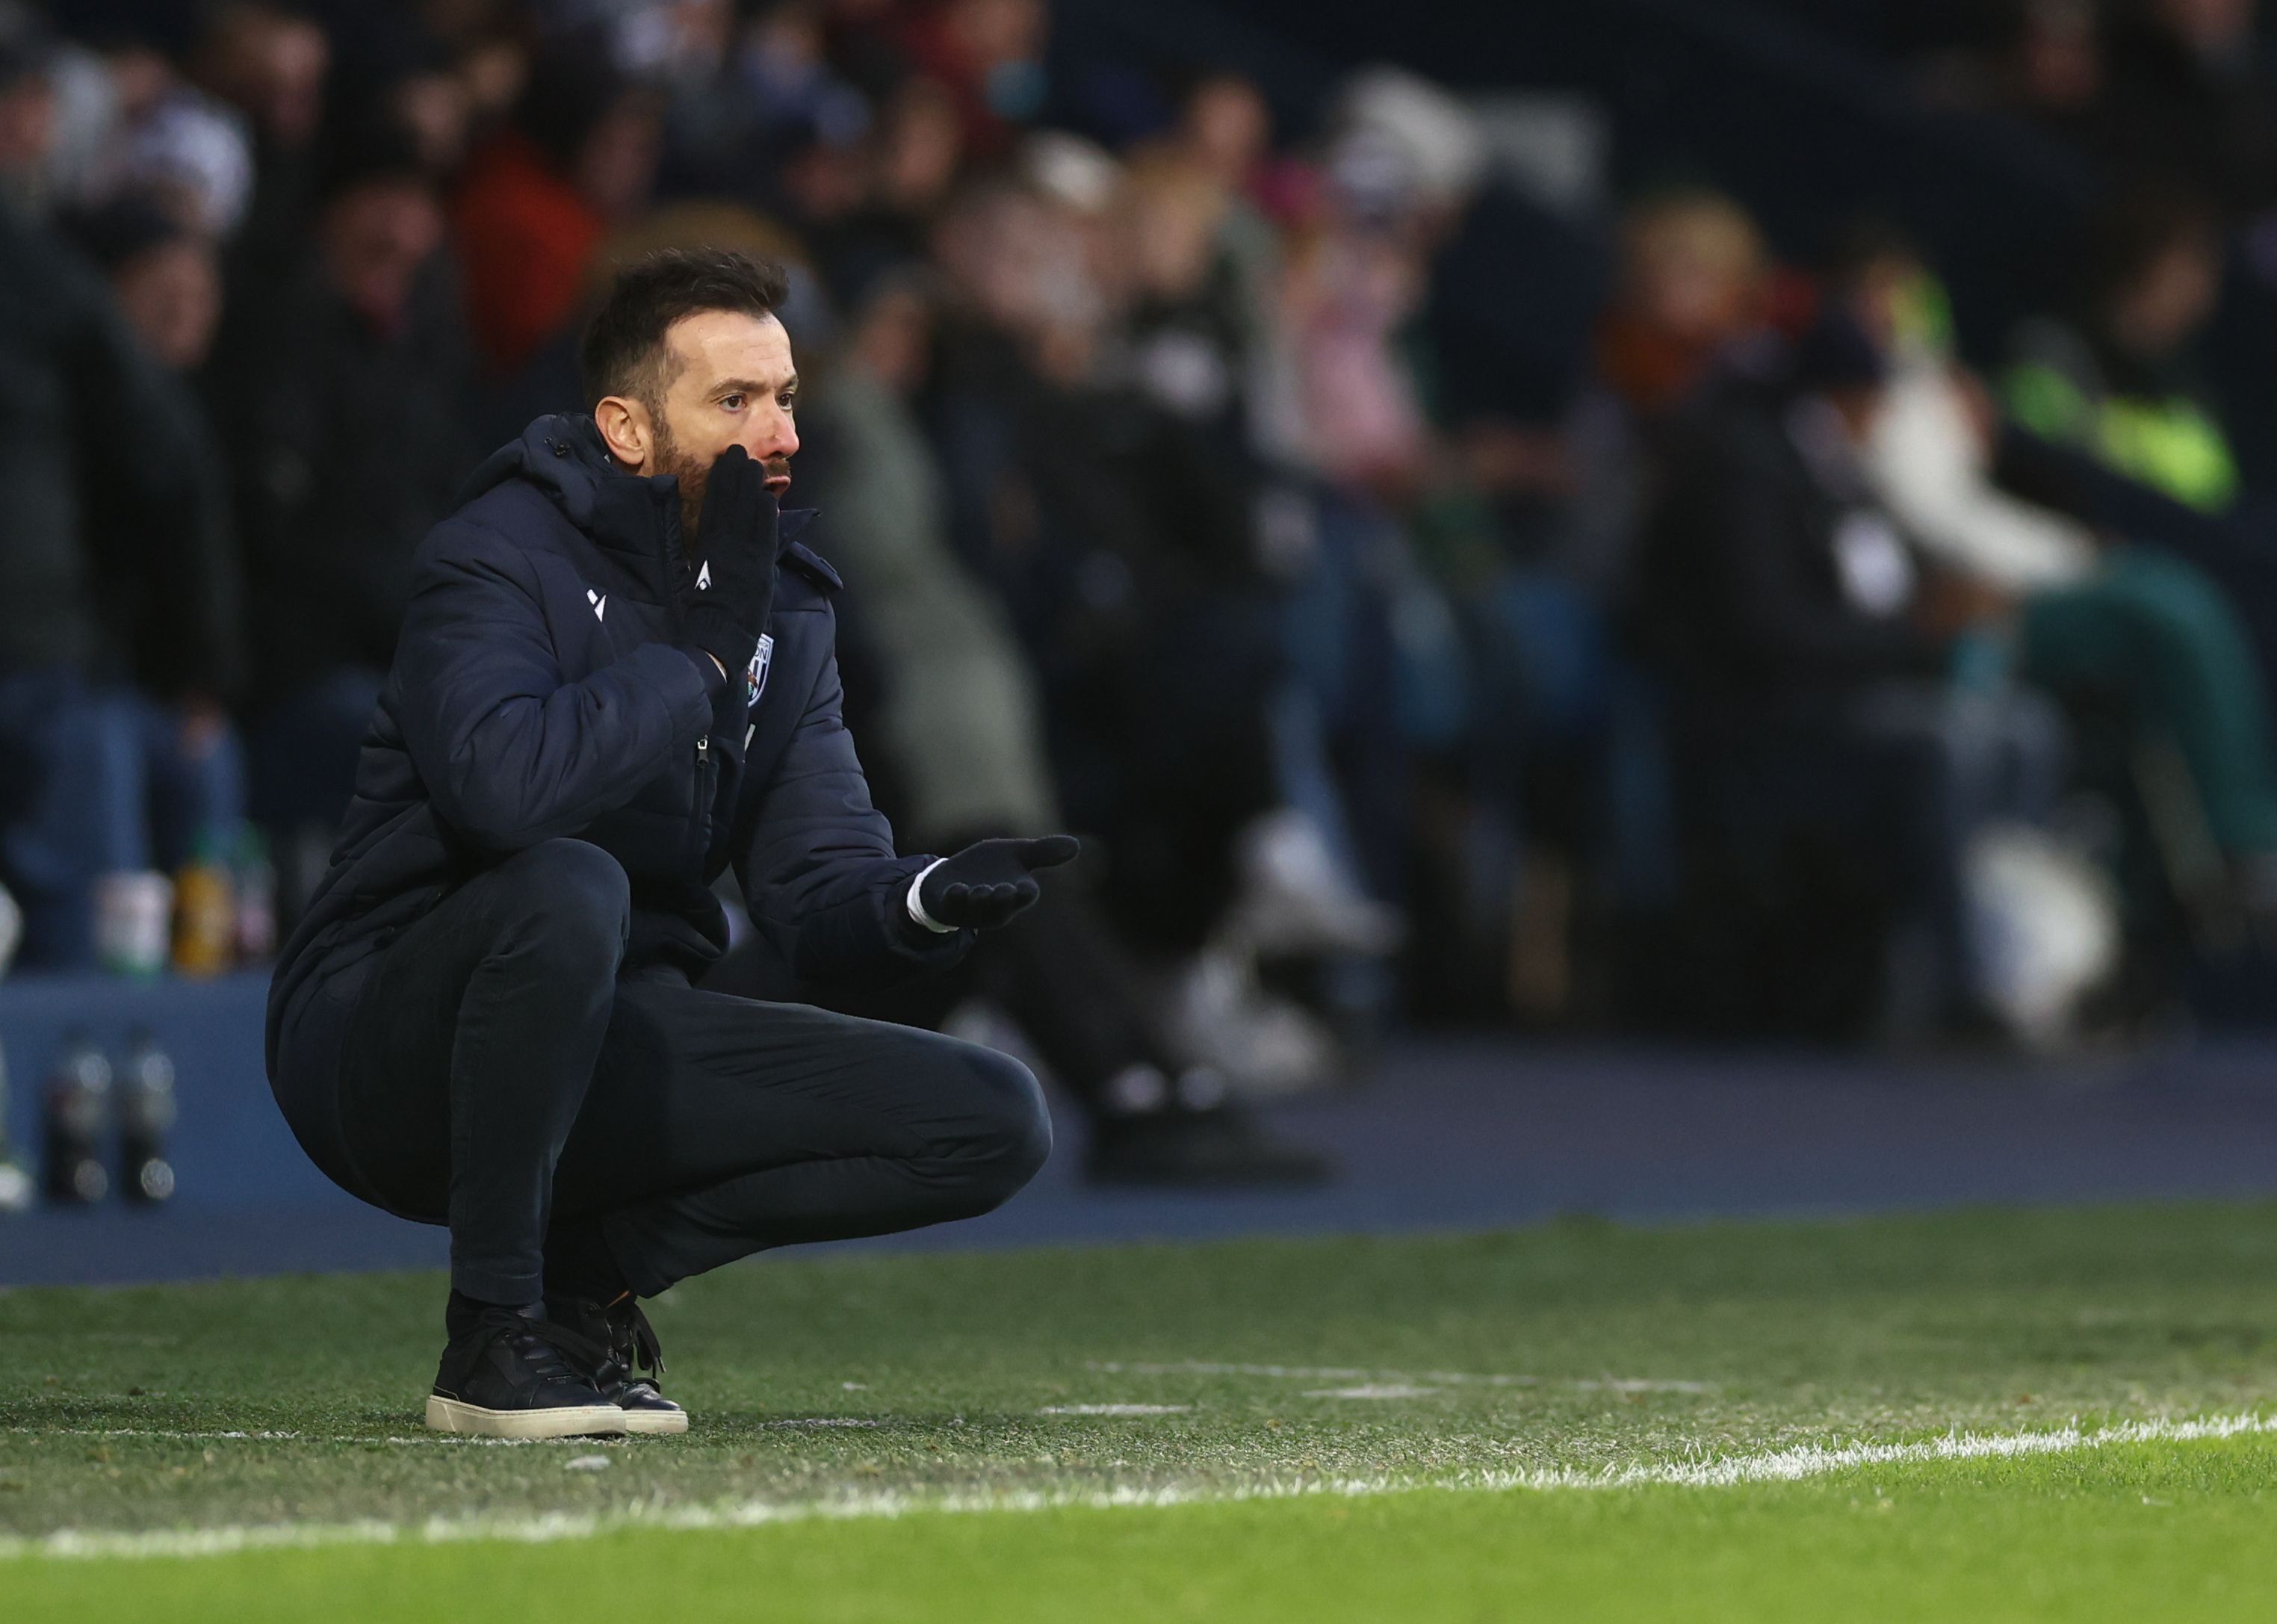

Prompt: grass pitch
xmin=6 ymin=1203 xmax=2277 ymax=1620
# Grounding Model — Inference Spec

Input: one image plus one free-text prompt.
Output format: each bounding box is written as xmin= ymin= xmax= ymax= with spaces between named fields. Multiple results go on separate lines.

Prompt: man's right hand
xmin=678 ymin=446 xmax=779 ymax=692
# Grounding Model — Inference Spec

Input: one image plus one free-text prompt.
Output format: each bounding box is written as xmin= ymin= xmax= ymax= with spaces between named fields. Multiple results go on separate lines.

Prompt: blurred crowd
xmin=11 ymin=0 xmax=2277 ymax=1086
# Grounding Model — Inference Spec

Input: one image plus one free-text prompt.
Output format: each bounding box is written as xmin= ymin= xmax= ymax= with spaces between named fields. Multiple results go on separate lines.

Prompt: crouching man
xmin=267 ymin=250 xmax=1073 ymax=1437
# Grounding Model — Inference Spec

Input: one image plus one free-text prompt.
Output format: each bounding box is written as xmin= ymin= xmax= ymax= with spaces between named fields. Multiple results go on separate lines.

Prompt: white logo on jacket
xmin=746 ymin=634 xmax=773 ymax=708
xmin=586 ymin=589 xmax=607 ymax=622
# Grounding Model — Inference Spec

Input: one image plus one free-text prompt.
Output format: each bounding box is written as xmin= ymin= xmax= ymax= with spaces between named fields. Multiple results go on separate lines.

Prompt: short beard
xmin=648 ymin=415 xmax=710 ymax=557
xmin=648 ymin=418 xmax=791 ymax=557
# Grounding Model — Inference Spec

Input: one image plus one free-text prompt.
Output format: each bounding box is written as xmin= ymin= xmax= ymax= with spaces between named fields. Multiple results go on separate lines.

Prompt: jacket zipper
xmin=692 ymin=733 xmax=716 ymax=876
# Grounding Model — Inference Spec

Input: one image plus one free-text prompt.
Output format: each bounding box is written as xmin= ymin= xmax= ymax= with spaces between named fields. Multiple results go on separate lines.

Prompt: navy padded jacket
xmin=267 ymin=414 xmax=965 ymax=1074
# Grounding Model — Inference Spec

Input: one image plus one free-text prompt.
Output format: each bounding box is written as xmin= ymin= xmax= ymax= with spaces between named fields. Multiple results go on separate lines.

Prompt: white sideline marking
xmin=14 ymin=1423 xmax=876 ymax=1446
xmin=1088 ymin=1360 xmax=1714 ymax=1394
xmin=4 ymin=1428 xmax=308 ymax=1443
xmin=1305 ymin=1385 xmax=1441 ymax=1401
xmin=11 ymin=1427 xmax=567 ymax=1449
xmin=6 ymin=1411 xmax=2272 ymax=1563
xmin=1037 ymin=1405 xmax=1193 ymax=1416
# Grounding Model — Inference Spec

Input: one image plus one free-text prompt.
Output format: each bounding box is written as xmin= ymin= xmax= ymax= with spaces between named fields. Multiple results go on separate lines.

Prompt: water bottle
xmin=0 ymin=1037 xmax=30 ymax=1213
xmin=93 ymin=871 xmax=173 ymax=979
xmin=43 ymin=1035 xmax=111 ymax=1204
xmin=118 ymin=1031 xmax=177 ymax=1206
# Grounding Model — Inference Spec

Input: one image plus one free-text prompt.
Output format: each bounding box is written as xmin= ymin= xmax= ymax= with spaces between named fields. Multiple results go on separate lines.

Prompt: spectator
xmin=69 ymin=193 xmax=244 ymax=716
xmin=190 ymin=2 xmax=326 ymax=158
xmin=1112 ymin=150 xmax=1255 ymax=462
xmin=0 ymin=31 xmax=246 ymax=968
xmin=2005 ymin=184 xmax=2240 ymax=512
xmin=928 ymin=172 xmax=1354 ymax=1091
xmin=46 ymin=29 xmax=255 ymax=238
xmin=806 ymin=72 xmax=963 ymax=303
xmin=1594 ymin=189 xmax=1775 ymax=420
xmin=19 ymin=0 xmax=2269 ymax=1047
xmin=1277 ymin=158 xmax=1433 ymax=500
xmin=1840 ymin=226 xmax=2277 ymax=905
xmin=815 ymin=269 xmax=1059 ymax=841
xmin=1264 ymin=86 xmax=1476 ymax=987
xmin=451 ymin=38 xmax=662 ymax=378
xmin=1635 ymin=309 xmax=2070 ymax=1037
xmin=1995 ymin=0 xmax=2107 ymax=143
xmin=803 ymin=270 xmax=1326 ymax=1182
xmin=898 ymin=0 xmax=1050 ymax=162
xmin=190 ymin=1 xmax=329 ymax=267
xmin=927 ymin=169 xmax=1280 ymax=940
xmin=210 ymin=132 xmax=479 ymax=899
xmin=46 ymin=31 xmax=169 ymax=208
xmin=323 ymin=7 xmax=480 ymax=182
xmin=1163 ymin=72 xmax=1282 ymax=406
xmin=659 ymin=0 xmax=870 ymax=208
xmin=2090 ymin=0 xmax=2277 ymax=209
xmin=1175 ymin=70 xmax=1274 ymax=197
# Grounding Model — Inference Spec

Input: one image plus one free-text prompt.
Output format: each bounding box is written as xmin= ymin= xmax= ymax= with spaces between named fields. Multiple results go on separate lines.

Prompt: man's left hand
xmin=914 ymin=836 xmax=1081 ymax=932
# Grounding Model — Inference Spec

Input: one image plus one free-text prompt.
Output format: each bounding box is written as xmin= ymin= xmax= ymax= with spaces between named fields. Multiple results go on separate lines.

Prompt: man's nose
xmin=743 ymin=405 xmax=799 ymax=462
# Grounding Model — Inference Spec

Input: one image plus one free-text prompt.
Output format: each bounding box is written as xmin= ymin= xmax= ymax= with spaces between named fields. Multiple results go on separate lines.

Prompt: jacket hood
xmin=456 ymin=412 xmax=622 ymax=528
xmin=456 ymin=412 xmax=829 ymax=572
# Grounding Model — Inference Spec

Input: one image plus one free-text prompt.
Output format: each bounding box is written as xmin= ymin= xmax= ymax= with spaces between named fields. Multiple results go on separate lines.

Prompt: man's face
xmin=113 ymin=239 xmax=223 ymax=372
xmin=319 ymin=179 xmax=444 ymax=331
xmin=645 ymin=309 xmax=801 ymax=536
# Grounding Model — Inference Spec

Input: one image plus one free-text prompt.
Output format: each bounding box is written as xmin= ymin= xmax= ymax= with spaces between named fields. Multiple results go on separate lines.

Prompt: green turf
xmin=7 ymin=1203 xmax=2277 ymax=1619
xmin=14 ymin=1441 xmax=2277 ymax=1623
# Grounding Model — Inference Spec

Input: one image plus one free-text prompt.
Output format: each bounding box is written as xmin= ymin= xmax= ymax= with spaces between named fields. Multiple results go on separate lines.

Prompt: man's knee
xmin=489 ymin=840 xmax=632 ymax=976
xmin=945 ymin=1044 xmax=1053 ymax=1208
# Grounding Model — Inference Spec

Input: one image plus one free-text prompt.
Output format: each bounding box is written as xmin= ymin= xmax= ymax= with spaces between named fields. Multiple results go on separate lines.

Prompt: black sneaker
xmin=1085 ymin=1109 xmax=1335 ymax=1188
xmin=426 ymin=1306 xmax=627 ymax=1439
xmin=549 ymin=1292 xmax=688 ymax=1436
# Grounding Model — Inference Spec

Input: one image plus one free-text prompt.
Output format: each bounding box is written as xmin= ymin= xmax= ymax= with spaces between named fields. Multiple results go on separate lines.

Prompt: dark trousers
xmin=717 ymin=878 xmax=1186 ymax=1116
xmin=273 ymin=838 xmax=1051 ymax=1304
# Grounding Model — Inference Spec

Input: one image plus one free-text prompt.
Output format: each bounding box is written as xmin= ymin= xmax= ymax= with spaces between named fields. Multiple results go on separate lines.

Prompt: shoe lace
xmin=607 ymin=1299 xmax=666 ymax=1380
xmin=483 ymin=1314 xmax=612 ymax=1387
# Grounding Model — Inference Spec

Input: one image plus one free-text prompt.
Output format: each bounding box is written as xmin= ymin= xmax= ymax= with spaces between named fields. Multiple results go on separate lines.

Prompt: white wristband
xmin=905 ymin=858 xmax=954 ymax=933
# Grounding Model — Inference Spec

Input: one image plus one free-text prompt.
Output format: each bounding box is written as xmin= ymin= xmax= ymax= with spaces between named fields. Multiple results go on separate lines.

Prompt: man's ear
xmin=593 ymin=394 xmax=654 ymax=470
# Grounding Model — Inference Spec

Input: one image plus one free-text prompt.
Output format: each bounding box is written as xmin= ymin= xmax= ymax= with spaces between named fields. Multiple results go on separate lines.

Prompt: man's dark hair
xmin=580 ymin=247 xmax=791 ymax=412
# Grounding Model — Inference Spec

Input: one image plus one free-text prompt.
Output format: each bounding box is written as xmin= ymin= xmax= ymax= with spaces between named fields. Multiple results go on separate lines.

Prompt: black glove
xmin=917 ymin=835 xmax=1082 ymax=931
xmin=678 ymin=445 xmax=778 ymax=693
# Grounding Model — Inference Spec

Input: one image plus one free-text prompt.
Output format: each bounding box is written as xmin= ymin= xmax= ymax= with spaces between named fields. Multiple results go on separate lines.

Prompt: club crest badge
xmin=746 ymin=633 xmax=773 ymax=708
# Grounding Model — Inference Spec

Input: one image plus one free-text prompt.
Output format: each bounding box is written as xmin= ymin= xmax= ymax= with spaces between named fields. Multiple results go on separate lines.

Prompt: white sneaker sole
xmin=424 ymin=1395 xmax=628 ymax=1439
xmin=622 ymin=1407 xmax=690 ymax=1436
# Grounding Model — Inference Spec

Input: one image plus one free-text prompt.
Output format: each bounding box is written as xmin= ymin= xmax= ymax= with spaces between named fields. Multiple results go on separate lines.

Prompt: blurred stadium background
xmin=17 ymin=4 xmax=2277 ymax=1617
xmin=4 ymin=0 xmax=2277 ymax=1268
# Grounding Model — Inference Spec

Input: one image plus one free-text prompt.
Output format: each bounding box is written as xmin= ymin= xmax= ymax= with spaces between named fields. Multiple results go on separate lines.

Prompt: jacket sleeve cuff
xmin=678 ymin=644 xmax=731 ymax=700
xmin=904 ymin=858 xmax=954 ymax=933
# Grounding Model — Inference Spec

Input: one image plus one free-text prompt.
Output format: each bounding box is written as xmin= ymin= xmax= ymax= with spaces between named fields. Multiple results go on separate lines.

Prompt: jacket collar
xmin=457 ymin=412 xmax=825 ymax=585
